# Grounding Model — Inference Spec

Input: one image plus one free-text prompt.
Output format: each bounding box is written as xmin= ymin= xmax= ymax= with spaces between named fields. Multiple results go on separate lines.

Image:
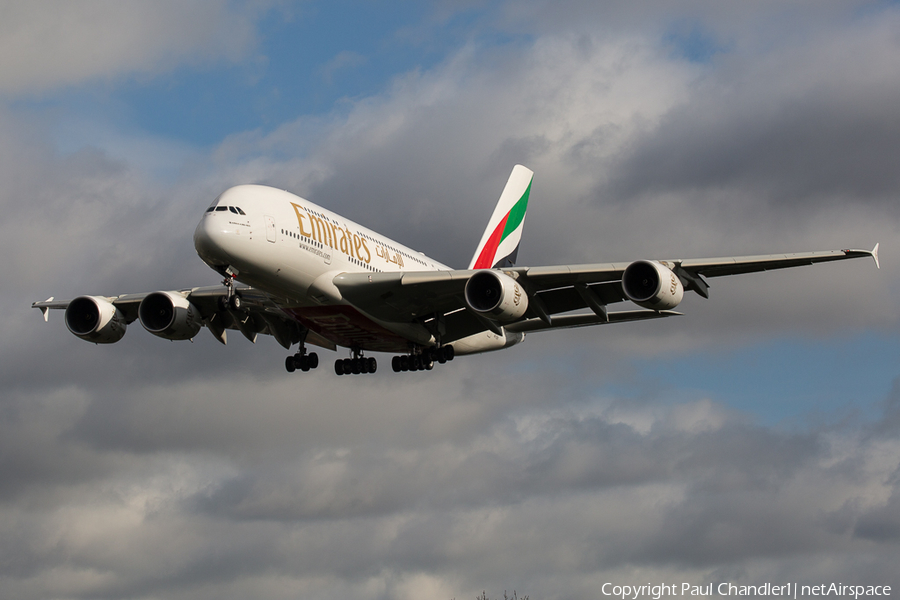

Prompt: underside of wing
xmin=332 ymin=243 xmax=878 ymax=341
xmin=32 ymin=285 xmax=336 ymax=350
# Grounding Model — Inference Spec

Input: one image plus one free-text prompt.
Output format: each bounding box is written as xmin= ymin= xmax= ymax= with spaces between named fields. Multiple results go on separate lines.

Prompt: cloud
xmin=4 ymin=376 xmax=900 ymax=599
xmin=604 ymin=9 xmax=900 ymax=209
xmin=319 ymin=50 xmax=368 ymax=85
xmin=0 ymin=0 xmax=259 ymax=95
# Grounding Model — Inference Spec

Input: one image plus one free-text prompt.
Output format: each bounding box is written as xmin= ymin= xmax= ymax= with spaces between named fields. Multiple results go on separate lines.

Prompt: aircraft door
xmin=265 ymin=215 xmax=276 ymax=243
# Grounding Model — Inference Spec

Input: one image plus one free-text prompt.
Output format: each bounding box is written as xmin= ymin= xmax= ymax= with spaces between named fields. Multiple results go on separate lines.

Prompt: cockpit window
xmin=229 ymin=206 xmax=238 ymax=214
xmin=215 ymin=206 xmax=228 ymax=212
xmin=206 ymin=206 xmax=215 ymax=212
xmin=236 ymin=207 xmax=246 ymax=215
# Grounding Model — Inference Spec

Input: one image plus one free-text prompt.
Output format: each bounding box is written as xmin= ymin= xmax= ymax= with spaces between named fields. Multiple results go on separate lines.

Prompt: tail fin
xmin=468 ymin=165 xmax=534 ymax=269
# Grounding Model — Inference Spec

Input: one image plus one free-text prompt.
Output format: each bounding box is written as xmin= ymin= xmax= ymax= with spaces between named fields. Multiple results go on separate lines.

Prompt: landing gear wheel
xmin=392 ymin=356 xmax=401 ymax=372
xmin=285 ymin=356 xmax=296 ymax=373
xmin=334 ymin=359 xmax=344 ymax=375
xmin=229 ymin=295 xmax=242 ymax=311
xmin=367 ymin=357 xmax=377 ymax=373
xmin=308 ymin=352 xmax=318 ymax=369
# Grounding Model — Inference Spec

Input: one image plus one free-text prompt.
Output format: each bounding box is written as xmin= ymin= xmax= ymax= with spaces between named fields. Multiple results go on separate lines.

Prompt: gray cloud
xmin=604 ymin=12 xmax=900 ymax=210
xmin=0 ymin=0 xmax=259 ymax=95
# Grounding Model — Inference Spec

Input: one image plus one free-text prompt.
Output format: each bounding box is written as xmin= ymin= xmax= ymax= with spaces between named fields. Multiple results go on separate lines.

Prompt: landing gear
xmin=390 ymin=345 xmax=453 ymax=373
xmin=334 ymin=349 xmax=377 ymax=376
xmin=284 ymin=346 xmax=319 ymax=373
xmin=218 ymin=271 xmax=243 ymax=311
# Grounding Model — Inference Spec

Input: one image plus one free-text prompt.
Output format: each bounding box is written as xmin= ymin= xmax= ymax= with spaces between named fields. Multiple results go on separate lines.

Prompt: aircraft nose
xmin=193 ymin=212 xmax=232 ymax=267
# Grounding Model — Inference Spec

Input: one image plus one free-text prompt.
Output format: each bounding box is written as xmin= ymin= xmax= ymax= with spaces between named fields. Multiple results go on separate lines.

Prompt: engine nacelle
xmin=139 ymin=291 xmax=202 ymax=340
xmin=65 ymin=296 xmax=127 ymax=343
xmin=464 ymin=270 xmax=529 ymax=322
xmin=622 ymin=260 xmax=684 ymax=310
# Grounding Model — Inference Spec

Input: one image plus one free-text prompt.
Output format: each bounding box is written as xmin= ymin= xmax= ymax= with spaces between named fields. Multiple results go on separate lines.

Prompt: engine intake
xmin=464 ymin=270 xmax=529 ymax=322
xmin=65 ymin=296 xmax=127 ymax=343
xmin=139 ymin=291 xmax=202 ymax=340
xmin=622 ymin=260 xmax=684 ymax=310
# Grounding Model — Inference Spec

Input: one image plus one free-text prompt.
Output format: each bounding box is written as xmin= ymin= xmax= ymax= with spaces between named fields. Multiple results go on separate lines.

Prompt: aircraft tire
xmin=229 ymin=295 xmax=242 ymax=311
xmin=298 ymin=356 xmax=310 ymax=372
xmin=285 ymin=356 xmax=296 ymax=373
xmin=308 ymin=352 xmax=319 ymax=369
xmin=367 ymin=357 xmax=377 ymax=373
xmin=392 ymin=356 xmax=401 ymax=372
xmin=334 ymin=359 xmax=344 ymax=375
xmin=399 ymin=355 xmax=409 ymax=371
xmin=443 ymin=346 xmax=454 ymax=361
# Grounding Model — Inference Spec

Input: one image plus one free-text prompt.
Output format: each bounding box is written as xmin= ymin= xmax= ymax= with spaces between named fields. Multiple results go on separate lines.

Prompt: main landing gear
xmin=334 ymin=348 xmax=376 ymax=376
xmin=390 ymin=345 xmax=454 ymax=373
xmin=285 ymin=349 xmax=319 ymax=373
xmin=285 ymin=336 xmax=318 ymax=373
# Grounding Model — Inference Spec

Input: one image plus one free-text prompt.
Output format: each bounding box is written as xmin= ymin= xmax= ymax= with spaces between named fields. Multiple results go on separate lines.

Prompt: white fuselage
xmin=193 ymin=184 xmax=522 ymax=354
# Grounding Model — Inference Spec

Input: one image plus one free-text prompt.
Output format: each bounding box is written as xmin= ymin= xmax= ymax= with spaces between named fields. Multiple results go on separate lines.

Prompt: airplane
xmin=33 ymin=165 xmax=880 ymax=376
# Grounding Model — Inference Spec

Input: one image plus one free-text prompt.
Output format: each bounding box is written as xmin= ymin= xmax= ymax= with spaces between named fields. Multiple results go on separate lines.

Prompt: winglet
xmin=39 ymin=297 xmax=54 ymax=322
xmin=872 ymin=243 xmax=880 ymax=269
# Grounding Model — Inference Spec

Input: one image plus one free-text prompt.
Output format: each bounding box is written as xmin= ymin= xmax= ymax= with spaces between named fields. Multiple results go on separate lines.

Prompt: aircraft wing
xmin=333 ymin=245 xmax=879 ymax=341
xmin=32 ymin=285 xmax=337 ymax=350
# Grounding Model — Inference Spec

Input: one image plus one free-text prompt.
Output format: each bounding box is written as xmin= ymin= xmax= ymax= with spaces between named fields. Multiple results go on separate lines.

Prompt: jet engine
xmin=464 ymin=270 xmax=529 ymax=322
xmin=139 ymin=291 xmax=202 ymax=340
xmin=622 ymin=260 xmax=684 ymax=310
xmin=65 ymin=296 xmax=127 ymax=343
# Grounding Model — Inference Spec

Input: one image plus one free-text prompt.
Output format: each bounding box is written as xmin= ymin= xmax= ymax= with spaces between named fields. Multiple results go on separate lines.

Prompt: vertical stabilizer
xmin=468 ymin=165 xmax=534 ymax=269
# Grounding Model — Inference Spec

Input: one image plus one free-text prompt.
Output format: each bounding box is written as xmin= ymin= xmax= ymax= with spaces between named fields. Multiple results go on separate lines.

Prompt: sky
xmin=2 ymin=1 xmax=900 ymax=599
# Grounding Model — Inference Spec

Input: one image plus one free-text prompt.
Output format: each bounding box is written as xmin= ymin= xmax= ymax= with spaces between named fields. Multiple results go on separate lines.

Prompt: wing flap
xmin=505 ymin=310 xmax=681 ymax=333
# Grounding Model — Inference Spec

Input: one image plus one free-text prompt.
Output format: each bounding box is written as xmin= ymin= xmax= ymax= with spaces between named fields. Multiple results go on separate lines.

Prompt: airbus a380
xmin=33 ymin=165 xmax=880 ymax=376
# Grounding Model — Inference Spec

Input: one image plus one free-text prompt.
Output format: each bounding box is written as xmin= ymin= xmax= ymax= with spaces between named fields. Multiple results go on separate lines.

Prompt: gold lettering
xmin=353 ymin=234 xmax=362 ymax=261
xmin=306 ymin=211 xmax=333 ymax=248
xmin=290 ymin=203 xmax=312 ymax=237
xmin=360 ymin=238 xmax=371 ymax=263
